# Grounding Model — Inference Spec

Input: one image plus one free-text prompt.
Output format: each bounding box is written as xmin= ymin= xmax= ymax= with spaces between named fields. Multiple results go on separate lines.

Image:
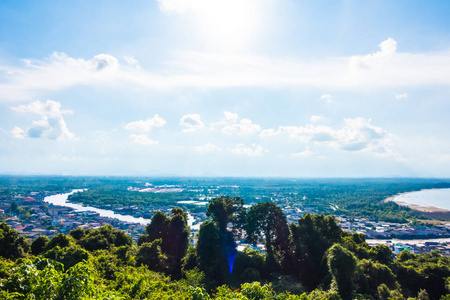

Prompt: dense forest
xmin=1 ymin=196 xmax=450 ymax=299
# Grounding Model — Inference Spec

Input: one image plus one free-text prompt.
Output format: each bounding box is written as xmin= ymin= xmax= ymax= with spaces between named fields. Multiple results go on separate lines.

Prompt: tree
xmin=44 ymin=245 xmax=90 ymax=270
xmin=327 ymin=244 xmax=357 ymax=300
xmin=0 ymin=223 xmax=30 ymax=259
xmin=138 ymin=208 xmax=189 ymax=279
xmin=206 ymin=196 xmax=245 ymax=236
xmin=356 ymin=259 xmax=397 ymax=297
xmin=136 ymin=239 xmax=167 ymax=273
xmin=46 ymin=232 xmax=72 ymax=250
xmin=204 ymin=196 xmax=246 ymax=285
xmin=10 ymin=201 xmax=18 ymax=213
xmin=290 ymin=213 xmax=343 ymax=289
xmin=31 ymin=235 xmax=49 ymax=255
xmin=78 ymin=224 xmax=133 ymax=251
xmin=245 ymin=202 xmax=290 ymax=276
xmin=196 ymin=220 xmax=224 ymax=289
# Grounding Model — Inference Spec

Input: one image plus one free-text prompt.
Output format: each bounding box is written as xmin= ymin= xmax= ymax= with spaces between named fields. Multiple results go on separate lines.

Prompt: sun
xmin=161 ymin=0 xmax=263 ymax=52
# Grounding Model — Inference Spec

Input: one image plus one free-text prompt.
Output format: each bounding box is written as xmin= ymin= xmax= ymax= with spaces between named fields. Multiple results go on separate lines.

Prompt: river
xmin=44 ymin=190 xmax=195 ymax=227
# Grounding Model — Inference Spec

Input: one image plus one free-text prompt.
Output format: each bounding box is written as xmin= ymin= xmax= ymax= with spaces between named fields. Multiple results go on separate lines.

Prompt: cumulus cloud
xmin=12 ymin=100 xmax=73 ymax=115
xmin=1 ymin=38 xmax=449 ymax=101
xmin=395 ymin=93 xmax=408 ymax=99
xmin=130 ymin=134 xmax=159 ymax=146
xmin=216 ymin=111 xmax=261 ymax=135
xmin=261 ymin=117 xmax=401 ymax=159
xmin=10 ymin=100 xmax=75 ymax=140
xmin=10 ymin=127 xmax=25 ymax=139
xmin=124 ymin=114 xmax=166 ymax=132
xmin=320 ymin=94 xmax=332 ymax=103
xmin=231 ymin=143 xmax=266 ymax=156
xmin=26 ymin=115 xmax=75 ymax=140
xmin=180 ymin=113 xmax=204 ymax=132
xmin=349 ymin=38 xmax=398 ymax=71
xmin=194 ymin=143 xmax=219 ymax=153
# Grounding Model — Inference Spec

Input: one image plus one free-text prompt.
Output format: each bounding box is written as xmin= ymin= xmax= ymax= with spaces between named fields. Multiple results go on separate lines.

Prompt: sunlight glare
xmin=167 ymin=0 xmax=263 ymax=52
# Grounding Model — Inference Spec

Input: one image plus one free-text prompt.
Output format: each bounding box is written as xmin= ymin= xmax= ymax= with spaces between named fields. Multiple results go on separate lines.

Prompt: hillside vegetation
xmin=1 ymin=197 xmax=450 ymax=299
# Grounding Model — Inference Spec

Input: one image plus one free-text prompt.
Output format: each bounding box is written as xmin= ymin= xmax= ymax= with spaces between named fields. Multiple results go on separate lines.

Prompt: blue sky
xmin=0 ymin=0 xmax=449 ymax=177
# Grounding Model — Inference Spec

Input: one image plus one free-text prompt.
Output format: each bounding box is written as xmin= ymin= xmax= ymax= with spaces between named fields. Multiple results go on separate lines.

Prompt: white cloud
xmin=395 ymin=93 xmax=408 ymax=99
xmin=231 ymin=143 xmax=266 ymax=156
xmin=124 ymin=114 xmax=166 ymax=132
xmin=310 ymin=115 xmax=325 ymax=123
xmin=91 ymin=54 xmax=119 ymax=71
xmin=320 ymin=94 xmax=332 ymax=103
xmin=130 ymin=134 xmax=159 ymax=146
xmin=23 ymin=115 xmax=75 ymax=140
xmin=10 ymin=100 xmax=75 ymax=140
xmin=10 ymin=127 xmax=25 ymax=139
xmin=157 ymin=0 xmax=190 ymax=13
xmin=260 ymin=117 xmax=401 ymax=159
xmin=180 ymin=113 xmax=204 ymax=132
xmin=292 ymin=147 xmax=316 ymax=157
xmin=194 ymin=143 xmax=219 ymax=153
xmin=218 ymin=111 xmax=261 ymax=135
xmin=12 ymin=100 xmax=73 ymax=115
xmin=1 ymin=39 xmax=450 ymax=101
xmin=124 ymin=56 xmax=139 ymax=66
xmin=350 ymin=38 xmax=398 ymax=71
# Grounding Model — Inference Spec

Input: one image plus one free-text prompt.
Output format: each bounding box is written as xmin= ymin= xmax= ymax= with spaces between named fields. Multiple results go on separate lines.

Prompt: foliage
xmin=4 ymin=187 xmax=450 ymax=300
xmin=75 ymin=224 xmax=133 ymax=251
xmin=326 ymin=244 xmax=357 ymax=300
xmin=0 ymin=223 xmax=30 ymax=259
xmin=231 ymin=248 xmax=265 ymax=286
xmin=31 ymin=235 xmax=50 ymax=255
xmin=289 ymin=214 xmax=343 ymax=289
xmin=139 ymin=208 xmax=190 ymax=278
xmin=207 ymin=196 xmax=246 ymax=236
xmin=246 ymin=201 xmax=290 ymax=258
xmin=44 ymin=245 xmax=90 ymax=270
xmin=136 ymin=239 xmax=168 ymax=273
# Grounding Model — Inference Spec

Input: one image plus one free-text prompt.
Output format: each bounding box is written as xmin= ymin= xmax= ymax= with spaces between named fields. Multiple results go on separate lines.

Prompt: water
xmin=395 ymin=188 xmax=450 ymax=210
xmin=44 ymin=190 xmax=197 ymax=227
xmin=44 ymin=190 xmax=152 ymax=225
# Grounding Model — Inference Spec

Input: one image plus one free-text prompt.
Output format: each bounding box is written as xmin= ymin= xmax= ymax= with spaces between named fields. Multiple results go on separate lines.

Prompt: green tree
xmin=139 ymin=208 xmax=189 ymax=278
xmin=290 ymin=214 xmax=343 ymax=289
xmin=31 ymin=235 xmax=49 ymax=255
xmin=196 ymin=220 xmax=224 ymax=289
xmin=0 ymin=223 xmax=30 ymax=259
xmin=78 ymin=224 xmax=132 ymax=251
xmin=206 ymin=196 xmax=245 ymax=236
xmin=231 ymin=248 xmax=265 ymax=286
xmin=2 ymin=258 xmax=64 ymax=299
xmin=245 ymin=201 xmax=290 ymax=276
xmin=327 ymin=244 xmax=357 ymax=300
xmin=46 ymin=232 xmax=72 ymax=250
xmin=44 ymin=245 xmax=90 ymax=270
xmin=136 ymin=239 xmax=167 ymax=273
xmin=356 ymin=259 xmax=397 ymax=297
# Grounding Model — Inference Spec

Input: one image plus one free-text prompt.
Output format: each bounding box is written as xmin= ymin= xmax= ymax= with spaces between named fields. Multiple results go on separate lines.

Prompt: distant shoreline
xmin=385 ymin=188 xmax=450 ymax=213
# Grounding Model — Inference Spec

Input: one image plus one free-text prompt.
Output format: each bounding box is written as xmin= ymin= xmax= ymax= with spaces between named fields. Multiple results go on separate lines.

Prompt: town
xmin=3 ymin=187 xmax=450 ymax=257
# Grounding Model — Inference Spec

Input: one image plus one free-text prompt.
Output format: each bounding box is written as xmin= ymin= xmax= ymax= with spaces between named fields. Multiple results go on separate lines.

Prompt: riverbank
xmin=385 ymin=188 xmax=450 ymax=219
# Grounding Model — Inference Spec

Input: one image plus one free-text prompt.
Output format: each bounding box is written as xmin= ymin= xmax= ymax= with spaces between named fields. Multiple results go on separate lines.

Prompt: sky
xmin=0 ymin=0 xmax=449 ymax=177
